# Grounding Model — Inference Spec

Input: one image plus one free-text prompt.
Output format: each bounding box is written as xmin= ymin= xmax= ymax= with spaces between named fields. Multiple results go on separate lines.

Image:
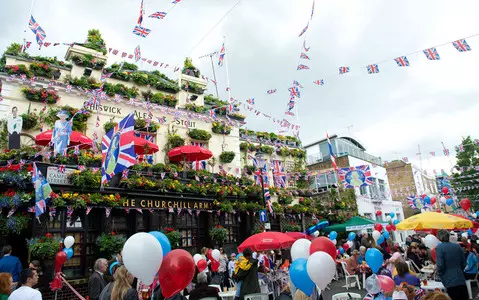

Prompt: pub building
xmin=0 ymin=31 xmax=314 ymax=297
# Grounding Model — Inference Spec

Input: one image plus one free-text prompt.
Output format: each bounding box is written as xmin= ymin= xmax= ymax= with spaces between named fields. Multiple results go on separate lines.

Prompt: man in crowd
xmin=189 ymin=272 xmax=220 ymax=300
xmin=88 ymin=258 xmax=108 ymax=300
xmin=0 ymin=245 xmax=22 ymax=283
xmin=8 ymin=268 xmax=42 ymax=300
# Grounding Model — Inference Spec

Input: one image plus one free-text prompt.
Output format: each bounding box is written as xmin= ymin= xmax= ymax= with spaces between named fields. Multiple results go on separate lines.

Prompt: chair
xmin=332 ymin=292 xmax=362 ymax=300
xmin=228 ymin=278 xmax=236 ymax=288
xmin=466 ymin=273 xmax=479 ymax=299
xmin=340 ymin=262 xmax=361 ymax=290
xmin=209 ymin=284 xmax=222 ymax=292
xmin=244 ymin=293 xmax=269 ymax=300
xmin=199 ymin=298 xmax=219 ymax=300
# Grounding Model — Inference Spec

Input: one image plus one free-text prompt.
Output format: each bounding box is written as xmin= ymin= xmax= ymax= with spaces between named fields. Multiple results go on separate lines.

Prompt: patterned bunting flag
xmin=28 ymin=206 xmax=36 ymax=213
xmin=313 ymin=79 xmax=324 ymax=86
xmin=300 ymin=53 xmax=310 ymax=60
xmin=298 ymin=23 xmax=309 ymax=37
xmin=452 ymin=39 xmax=471 ymax=52
xmin=177 ymin=208 xmax=182 ymax=216
xmin=105 ymin=208 xmax=112 ymax=217
xmin=125 ymin=208 xmax=130 ymax=214
xmin=303 ymin=40 xmax=310 ymax=52
xmin=86 ymin=206 xmax=92 ymax=215
xmin=394 ymin=56 xmax=410 ymax=67
xmin=423 ymin=47 xmax=440 ymax=60
xmin=339 ymin=66 xmax=350 ymax=74
xmin=149 ymin=12 xmax=167 ymax=19
xmin=218 ymin=43 xmax=225 ymax=66
xmin=136 ymin=208 xmax=142 ymax=214
xmin=196 ymin=210 xmax=201 ymax=216
xmin=147 ymin=208 xmax=154 ymax=214
xmin=297 ymin=64 xmax=309 ymax=70
xmin=58 ymin=165 xmax=65 ymax=173
xmin=443 ymin=149 xmax=450 ymax=156
xmin=7 ymin=207 xmax=17 ymax=218
xmin=66 ymin=206 xmax=73 ymax=217
xmin=49 ymin=207 xmax=56 ymax=218
xmin=217 ymin=210 xmax=221 ymax=216
xmin=266 ymin=89 xmax=277 ymax=94
xmin=168 ymin=207 xmax=174 ymax=213
xmin=366 ymin=64 xmax=379 ymax=74
xmin=132 ymin=25 xmax=151 ymax=38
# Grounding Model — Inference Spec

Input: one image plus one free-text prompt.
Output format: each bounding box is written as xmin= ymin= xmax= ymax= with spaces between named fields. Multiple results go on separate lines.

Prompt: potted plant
xmin=219 ymin=151 xmax=235 ymax=164
xmin=212 ymin=122 xmax=232 ymax=135
xmin=167 ymin=134 xmax=185 ymax=148
xmin=96 ymin=232 xmax=127 ymax=259
xmin=239 ymin=128 xmax=246 ymax=137
xmin=182 ymin=57 xmax=201 ymax=78
xmin=163 ymin=227 xmax=180 ymax=249
xmin=0 ymin=213 xmax=30 ymax=235
xmin=269 ymin=133 xmax=278 ymax=141
xmin=209 ymin=225 xmax=228 ymax=246
xmin=282 ymin=221 xmax=301 ymax=232
xmin=188 ymin=129 xmax=212 ymax=141
xmin=28 ymin=233 xmax=62 ymax=260
xmin=103 ymin=120 xmax=118 ymax=133
xmin=239 ymin=142 xmax=248 ymax=152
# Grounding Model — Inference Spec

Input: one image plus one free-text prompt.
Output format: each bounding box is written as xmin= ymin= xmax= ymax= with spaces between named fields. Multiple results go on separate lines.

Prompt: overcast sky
xmin=2 ymin=0 xmax=478 ymax=174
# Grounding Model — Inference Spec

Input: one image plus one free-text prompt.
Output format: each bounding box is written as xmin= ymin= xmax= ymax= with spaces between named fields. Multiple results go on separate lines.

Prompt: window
xmin=370 ymin=178 xmax=378 ymax=195
xmin=378 ymin=179 xmax=386 ymax=193
xmin=360 ymin=185 xmax=369 ymax=196
xmin=176 ymin=213 xmax=199 ymax=249
xmin=223 ymin=213 xmax=240 ymax=243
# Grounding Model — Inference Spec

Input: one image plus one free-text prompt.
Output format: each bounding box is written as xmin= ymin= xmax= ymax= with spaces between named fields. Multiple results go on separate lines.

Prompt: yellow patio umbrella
xmin=396 ymin=212 xmax=473 ymax=230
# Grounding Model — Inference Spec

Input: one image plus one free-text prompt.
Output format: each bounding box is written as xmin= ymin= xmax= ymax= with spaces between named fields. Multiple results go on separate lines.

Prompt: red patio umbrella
xmin=120 ymin=132 xmax=159 ymax=155
xmin=35 ymin=130 xmax=93 ymax=149
xmin=167 ymin=145 xmax=213 ymax=162
xmin=237 ymin=232 xmax=295 ymax=252
xmin=284 ymin=232 xmax=314 ymax=241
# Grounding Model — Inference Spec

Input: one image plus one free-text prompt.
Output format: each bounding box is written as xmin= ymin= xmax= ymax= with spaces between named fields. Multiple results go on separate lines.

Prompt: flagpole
xmin=223 ymin=36 xmax=232 ymax=102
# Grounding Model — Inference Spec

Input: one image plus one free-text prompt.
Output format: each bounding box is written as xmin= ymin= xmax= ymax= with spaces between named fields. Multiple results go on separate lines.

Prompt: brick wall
xmin=42 ymin=280 xmax=88 ymax=300
xmin=307 ymin=156 xmax=349 ymax=171
xmin=386 ymin=161 xmax=417 ymax=217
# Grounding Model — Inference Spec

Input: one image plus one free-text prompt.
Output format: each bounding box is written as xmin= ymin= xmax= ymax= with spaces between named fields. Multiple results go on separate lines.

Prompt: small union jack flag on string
xmin=19 ymin=159 xmax=25 ymax=168
xmin=288 ymin=86 xmax=300 ymax=98
xmin=78 ymin=165 xmax=85 ymax=171
xmin=303 ymin=40 xmax=310 ymax=52
xmin=452 ymin=39 xmax=471 ymax=52
xmin=313 ymin=79 xmax=324 ymax=86
xmin=149 ymin=11 xmax=167 ymax=19
xmin=366 ymin=64 xmax=379 ymax=74
xmin=394 ymin=56 xmax=409 ymax=67
xmin=132 ymin=25 xmax=151 ymax=38
xmin=28 ymin=206 xmax=36 ymax=213
xmin=58 ymin=165 xmax=65 ymax=173
xmin=114 ymin=94 xmax=121 ymax=103
xmin=172 ymin=0 xmax=181 ymax=3
xmin=218 ymin=42 xmax=225 ymax=66
xmin=210 ymin=79 xmax=217 ymax=85
xmin=134 ymin=45 xmax=141 ymax=62
xmin=49 ymin=207 xmax=56 ymax=217
xmin=66 ymin=206 xmax=73 ymax=217
xmin=300 ymin=53 xmax=310 ymax=60
xmin=298 ymin=22 xmax=309 ymax=37
xmin=247 ymin=98 xmax=255 ymax=105
xmin=402 ymin=157 xmax=409 ymax=163
xmin=122 ymin=169 xmax=129 ymax=179
xmin=209 ymin=110 xmax=216 ymax=119
xmin=7 ymin=207 xmax=17 ymax=218
xmin=100 ymin=72 xmax=113 ymax=82
xmin=266 ymin=89 xmax=277 ymax=94
xmin=423 ymin=47 xmax=440 ymax=60
xmin=86 ymin=206 xmax=92 ymax=215
xmin=339 ymin=66 xmax=350 ymax=74
xmin=297 ymin=64 xmax=309 ymax=70
xmin=443 ymin=148 xmax=450 ymax=156
xmin=177 ymin=208 xmax=182 ymax=216
xmin=66 ymin=85 xmax=72 ymax=93
xmin=105 ymin=207 xmax=112 ymax=218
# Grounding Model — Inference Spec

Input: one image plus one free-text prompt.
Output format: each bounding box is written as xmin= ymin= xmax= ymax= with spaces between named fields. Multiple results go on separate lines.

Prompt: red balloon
xmin=460 ymin=198 xmax=471 ymax=211
xmin=431 ymin=197 xmax=437 ymax=205
xmin=391 ymin=225 xmax=396 ymax=231
xmin=385 ymin=225 xmax=392 ymax=232
xmin=376 ymin=210 xmax=382 ymax=216
xmin=421 ymin=194 xmax=427 ymax=199
xmin=436 ymin=209 xmax=442 ymax=213
xmin=206 ymin=249 xmax=213 ymax=260
xmin=342 ymin=242 xmax=350 ymax=251
xmin=211 ymin=259 xmax=220 ymax=272
xmin=377 ymin=275 xmax=395 ymax=293
xmin=374 ymin=224 xmax=383 ymax=232
xmin=442 ymin=186 xmax=449 ymax=194
xmin=310 ymin=237 xmax=336 ymax=260
xmin=431 ymin=248 xmax=436 ymax=262
xmin=159 ymin=250 xmax=195 ymax=298
xmin=197 ymin=259 xmax=207 ymax=272
xmin=54 ymin=251 xmax=67 ymax=273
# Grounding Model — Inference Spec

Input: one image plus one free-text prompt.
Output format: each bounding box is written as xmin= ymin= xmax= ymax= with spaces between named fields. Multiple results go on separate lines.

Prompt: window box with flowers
xmin=103 ymin=120 xmax=118 ymax=133
xmin=71 ymin=54 xmax=106 ymax=70
xmin=182 ymin=81 xmax=204 ymax=95
xmin=209 ymin=225 xmax=228 ymax=246
xmin=21 ymin=87 xmax=60 ymax=104
xmin=212 ymin=122 xmax=232 ymax=135
xmin=96 ymin=232 xmax=127 ymax=259
xmin=29 ymin=62 xmax=55 ymax=78
xmin=283 ymin=221 xmax=301 ymax=232
xmin=103 ymin=83 xmax=139 ymax=99
xmin=0 ymin=213 xmax=30 ymax=235
xmin=6 ymin=64 xmax=32 ymax=78
xmin=182 ymin=57 xmax=201 ymax=78
xmin=163 ymin=227 xmax=180 ymax=249
xmin=20 ymin=111 xmax=39 ymax=131
xmin=150 ymin=92 xmax=178 ymax=107
xmin=259 ymin=145 xmax=274 ymax=155
xmin=188 ymin=129 xmax=212 ymax=141
xmin=135 ymin=118 xmax=159 ymax=132
xmin=219 ymin=151 xmax=235 ymax=164
xmin=28 ymin=233 xmax=62 ymax=260
xmin=228 ymin=113 xmax=246 ymax=121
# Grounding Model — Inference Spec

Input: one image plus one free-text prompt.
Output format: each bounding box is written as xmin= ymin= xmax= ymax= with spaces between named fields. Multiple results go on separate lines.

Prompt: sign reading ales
xmin=122 ymin=198 xmax=212 ymax=210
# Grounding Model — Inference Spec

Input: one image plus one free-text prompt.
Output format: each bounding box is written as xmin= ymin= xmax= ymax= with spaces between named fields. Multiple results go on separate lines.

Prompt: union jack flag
xmin=66 ymin=85 xmax=72 ymax=93
xmin=209 ymin=110 xmax=216 ymax=119
xmin=105 ymin=207 xmax=112 ymax=218
xmin=28 ymin=15 xmax=41 ymax=33
xmin=300 ymin=52 xmax=310 ymax=60
xmin=443 ymin=148 xmax=450 ymax=156
xmin=303 ymin=40 xmax=310 ymax=52
xmin=402 ymin=157 xmax=409 ymax=162
xmin=326 ymin=133 xmax=337 ymax=170
xmin=423 ymin=47 xmax=440 ymax=60
xmin=132 ymin=25 xmax=151 ymax=38
xmin=247 ymin=98 xmax=255 ymax=105
xmin=272 ymin=160 xmax=286 ymax=188
xmin=101 ymin=113 xmax=136 ymax=184
xmin=35 ymin=28 xmax=46 ymax=45
xmin=266 ymin=89 xmax=277 ymax=94
xmin=430 ymin=151 xmax=435 ymax=157
xmin=339 ymin=165 xmax=374 ymax=188
xmin=288 ymin=86 xmax=300 ymax=98
xmin=128 ymin=54 xmax=133 ymax=59
xmin=218 ymin=43 xmax=225 ymax=66
xmin=407 ymin=196 xmax=418 ymax=209
xmin=43 ymin=42 xmax=51 ymax=47
xmin=339 ymin=66 xmax=350 ymax=74
xmin=28 ymin=206 xmax=36 ymax=213
xmin=458 ymin=144 xmax=464 ymax=152
xmin=114 ymin=94 xmax=121 ymax=102
xmin=100 ymin=72 xmax=113 ymax=82
xmin=58 ymin=165 xmax=65 ymax=173
xmin=19 ymin=159 xmax=25 ymax=168
xmin=366 ymin=64 xmax=379 ymax=74
xmin=49 ymin=207 xmax=56 ymax=218
xmin=134 ymin=45 xmax=141 ymax=62
xmin=313 ymin=79 xmax=324 ymax=85
xmin=33 ymin=163 xmax=53 ymax=219
xmin=66 ymin=206 xmax=73 ymax=217
xmin=86 ymin=206 xmax=92 ymax=215
xmin=122 ymin=169 xmax=129 ymax=179
xmin=78 ymin=165 xmax=85 ymax=171
xmin=298 ymin=22 xmax=309 ymax=37
xmin=452 ymin=39 xmax=471 ymax=52
xmin=149 ymin=11 xmax=167 ymax=19
xmin=311 ymin=0 xmax=315 ymax=19
xmin=7 ymin=207 xmax=17 ymax=218
xmin=112 ymin=49 xmax=119 ymax=55
xmin=297 ymin=64 xmax=310 ymax=70
xmin=137 ymin=0 xmax=144 ymax=25
xmin=172 ymin=0 xmax=181 ymax=3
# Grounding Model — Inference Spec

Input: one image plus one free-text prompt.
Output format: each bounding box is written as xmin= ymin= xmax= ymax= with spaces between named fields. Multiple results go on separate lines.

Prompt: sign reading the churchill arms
xmin=121 ymin=198 xmax=213 ymax=210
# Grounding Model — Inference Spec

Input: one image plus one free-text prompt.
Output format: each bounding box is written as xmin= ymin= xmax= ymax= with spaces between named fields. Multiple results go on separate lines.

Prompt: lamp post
xmin=255 ymin=149 xmax=267 ymax=210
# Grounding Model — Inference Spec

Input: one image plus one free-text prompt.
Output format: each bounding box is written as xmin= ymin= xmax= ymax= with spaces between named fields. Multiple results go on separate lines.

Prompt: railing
xmin=306 ymin=150 xmax=382 ymax=166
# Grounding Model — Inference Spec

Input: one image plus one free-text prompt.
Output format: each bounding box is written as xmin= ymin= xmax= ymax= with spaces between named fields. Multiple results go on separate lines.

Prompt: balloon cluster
xmin=50 ymin=236 xmax=75 ymax=291
xmin=193 ymin=248 xmax=222 ymax=275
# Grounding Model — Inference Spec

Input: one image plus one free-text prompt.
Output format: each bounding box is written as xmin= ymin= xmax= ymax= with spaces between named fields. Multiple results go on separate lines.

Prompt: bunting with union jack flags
xmin=452 ymin=39 xmax=471 ymax=52
xmin=297 ymin=64 xmax=309 ymax=70
xmin=339 ymin=66 xmax=350 ymax=74
xmin=300 ymin=53 xmax=310 ymax=60
xmin=367 ymin=64 xmax=379 ymax=74
xmin=132 ymin=25 xmax=151 ymax=38
xmin=266 ymin=89 xmax=277 ymax=94
xmin=394 ymin=56 xmax=410 ymax=67
xmin=313 ymin=79 xmax=324 ymax=86
xmin=298 ymin=23 xmax=309 ymax=37
xmin=134 ymin=45 xmax=141 ymax=62
xmin=218 ymin=43 xmax=225 ymax=67
xmin=149 ymin=11 xmax=167 ymax=19
xmin=423 ymin=47 xmax=440 ymax=60
xmin=272 ymin=160 xmax=286 ymax=188
xmin=101 ymin=113 xmax=136 ymax=184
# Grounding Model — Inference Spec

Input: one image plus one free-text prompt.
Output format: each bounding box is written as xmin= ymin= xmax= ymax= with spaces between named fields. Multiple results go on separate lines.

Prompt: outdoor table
xmin=219 ymin=290 xmax=237 ymax=300
xmin=421 ymin=280 xmax=446 ymax=292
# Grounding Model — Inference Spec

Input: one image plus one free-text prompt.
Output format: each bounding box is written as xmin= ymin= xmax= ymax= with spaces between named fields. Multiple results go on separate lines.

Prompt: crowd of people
xmin=0 ymin=229 xmax=478 ymax=300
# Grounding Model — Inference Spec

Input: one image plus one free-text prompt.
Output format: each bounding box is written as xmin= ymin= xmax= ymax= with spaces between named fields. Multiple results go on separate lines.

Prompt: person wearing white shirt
xmin=7 ymin=107 xmax=22 ymax=150
xmin=228 ymin=253 xmax=236 ymax=278
xmin=8 ymin=268 xmax=42 ymax=300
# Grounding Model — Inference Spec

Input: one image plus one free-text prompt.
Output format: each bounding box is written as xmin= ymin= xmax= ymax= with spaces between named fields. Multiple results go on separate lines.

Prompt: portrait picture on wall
xmin=8 ymin=106 xmax=23 ymax=149
xmin=51 ymin=110 xmax=72 ymax=155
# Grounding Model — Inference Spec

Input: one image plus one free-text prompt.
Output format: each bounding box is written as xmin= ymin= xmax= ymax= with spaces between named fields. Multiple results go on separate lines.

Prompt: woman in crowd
xmin=461 ymin=243 xmax=478 ymax=279
xmin=228 ymin=253 xmax=236 ymax=279
xmin=110 ymin=266 xmax=139 ymax=300
xmin=406 ymin=244 xmax=422 ymax=272
xmin=393 ymin=261 xmax=420 ymax=287
xmin=218 ymin=248 xmax=229 ymax=288
xmin=0 ymin=273 xmax=13 ymax=300
xmin=346 ymin=250 xmax=360 ymax=275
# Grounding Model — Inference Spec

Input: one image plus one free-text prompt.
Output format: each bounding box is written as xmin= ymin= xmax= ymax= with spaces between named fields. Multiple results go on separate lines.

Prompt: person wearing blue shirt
xmin=357 ymin=246 xmax=366 ymax=264
xmin=461 ymin=243 xmax=478 ymax=280
xmin=0 ymin=245 xmax=22 ymax=283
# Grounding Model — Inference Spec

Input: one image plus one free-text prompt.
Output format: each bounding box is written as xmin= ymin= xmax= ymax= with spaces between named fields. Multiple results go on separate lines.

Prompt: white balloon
xmin=372 ymin=230 xmax=381 ymax=241
xmin=462 ymin=232 xmax=469 ymax=239
xmin=291 ymin=239 xmax=312 ymax=261
xmin=212 ymin=249 xmax=221 ymax=261
xmin=193 ymin=254 xmax=202 ymax=265
xmin=64 ymin=236 xmax=74 ymax=249
xmin=440 ymin=196 xmax=446 ymax=204
xmin=347 ymin=241 xmax=354 ymax=248
xmin=473 ymin=214 xmax=477 ymax=219
xmin=386 ymin=216 xmax=392 ymax=222
xmin=424 ymin=234 xmax=439 ymax=249
xmin=307 ymin=251 xmax=336 ymax=290
xmin=123 ymin=232 xmax=163 ymax=285
xmin=313 ymin=231 xmax=319 ymax=237
xmin=331 ymin=239 xmax=337 ymax=245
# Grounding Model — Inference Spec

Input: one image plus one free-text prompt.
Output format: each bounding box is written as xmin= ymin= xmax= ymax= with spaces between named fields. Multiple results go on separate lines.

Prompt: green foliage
xmin=6 ymin=64 xmax=32 ymax=78
xmin=240 ymin=142 xmax=248 ymax=152
xmin=283 ymin=221 xmax=301 ymax=232
xmin=29 ymin=62 xmax=55 ymax=78
xmin=21 ymin=87 xmax=60 ymax=104
xmin=209 ymin=225 xmax=228 ymax=245
xmin=451 ymin=136 xmax=479 ymax=207
xmin=83 ymin=29 xmax=107 ymax=55
xmin=212 ymin=121 xmax=232 ymax=135
xmin=219 ymin=151 xmax=235 ymax=163
xmin=65 ymin=75 xmax=101 ymax=90
xmin=229 ymin=113 xmax=246 ymax=121
xmin=188 ymin=129 xmax=212 ymax=141
xmin=135 ymin=118 xmax=159 ymax=132
xmin=0 ymin=214 xmax=30 ymax=235
xmin=150 ymin=92 xmax=178 ymax=107
xmin=96 ymin=233 xmax=127 ymax=257
xmin=182 ymin=57 xmax=200 ymax=77
xmin=71 ymin=55 xmax=106 ymax=70
xmin=20 ymin=111 xmax=39 ymax=130
xmin=103 ymin=83 xmax=139 ymax=98
xmin=28 ymin=234 xmax=62 ymax=259
xmin=163 ymin=228 xmax=181 ymax=249
xmin=259 ymin=145 xmax=274 ymax=154
xmin=204 ymin=94 xmax=228 ymax=107
xmin=168 ymin=134 xmax=185 ymax=148
xmin=184 ymin=103 xmax=208 ymax=113
xmin=4 ymin=43 xmax=22 ymax=56
xmin=103 ymin=120 xmax=117 ymax=133
xmin=182 ymin=81 xmax=204 ymax=94
xmin=44 ymin=105 xmax=91 ymax=132
xmin=68 ymin=169 xmax=101 ymax=189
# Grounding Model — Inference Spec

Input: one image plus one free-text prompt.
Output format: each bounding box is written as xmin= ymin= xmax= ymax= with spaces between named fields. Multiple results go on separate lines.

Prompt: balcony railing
xmin=306 ymin=150 xmax=382 ymax=166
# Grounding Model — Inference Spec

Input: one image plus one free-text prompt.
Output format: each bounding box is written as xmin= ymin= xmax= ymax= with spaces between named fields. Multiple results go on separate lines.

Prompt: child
xmin=233 ymin=249 xmax=254 ymax=299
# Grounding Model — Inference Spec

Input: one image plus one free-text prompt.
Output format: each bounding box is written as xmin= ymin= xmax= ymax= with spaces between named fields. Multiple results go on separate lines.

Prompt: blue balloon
xmin=329 ymin=231 xmax=338 ymax=241
xmin=476 ymin=211 xmax=479 ymax=216
xmin=306 ymin=221 xmax=329 ymax=234
xmin=377 ymin=235 xmax=385 ymax=245
xmin=348 ymin=232 xmax=356 ymax=241
xmin=365 ymin=248 xmax=383 ymax=274
xmin=446 ymin=199 xmax=454 ymax=206
xmin=290 ymin=258 xmax=315 ymax=296
xmin=389 ymin=212 xmax=395 ymax=218
xmin=110 ymin=261 xmax=120 ymax=275
xmin=468 ymin=229 xmax=473 ymax=236
xmin=63 ymin=247 xmax=73 ymax=260
xmin=393 ymin=220 xmax=400 ymax=226
xmin=424 ymin=196 xmax=431 ymax=204
xmin=383 ymin=231 xmax=390 ymax=240
xmin=339 ymin=247 xmax=344 ymax=254
xmin=149 ymin=231 xmax=171 ymax=256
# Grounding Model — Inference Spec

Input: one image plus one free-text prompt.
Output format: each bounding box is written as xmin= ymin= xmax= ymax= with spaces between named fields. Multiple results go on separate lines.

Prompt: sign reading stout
xmin=122 ymin=198 xmax=212 ymax=210
xmin=46 ymin=167 xmax=75 ymax=185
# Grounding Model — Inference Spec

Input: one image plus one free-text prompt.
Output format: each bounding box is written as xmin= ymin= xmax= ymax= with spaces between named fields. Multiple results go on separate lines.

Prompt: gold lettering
xmin=140 ymin=200 xmax=146 ymax=208
xmin=155 ymin=201 xmax=160 ymax=208
xmin=168 ymin=201 xmax=173 ymax=208
xmin=194 ymin=202 xmax=198 ymax=209
xmin=203 ymin=202 xmax=209 ymax=209
xmin=162 ymin=201 xmax=167 ymax=208
xmin=188 ymin=202 xmax=191 ymax=209
xmin=199 ymin=203 xmax=203 ymax=209
xmin=173 ymin=201 xmax=178 ymax=208
xmin=131 ymin=200 xmax=136 ymax=207
xmin=147 ymin=200 xmax=153 ymax=208
xmin=122 ymin=199 xmax=130 ymax=207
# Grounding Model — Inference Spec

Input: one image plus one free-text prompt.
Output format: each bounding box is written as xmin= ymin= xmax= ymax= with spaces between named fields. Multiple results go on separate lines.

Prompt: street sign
xmin=259 ymin=210 xmax=268 ymax=223
xmin=264 ymin=223 xmax=271 ymax=230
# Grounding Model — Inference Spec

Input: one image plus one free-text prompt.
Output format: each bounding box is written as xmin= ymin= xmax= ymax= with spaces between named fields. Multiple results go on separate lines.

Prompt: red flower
xmin=45 ymin=233 xmax=53 ymax=238
xmin=216 ymin=225 xmax=223 ymax=229
xmin=111 ymin=232 xmax=116 ymax=235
